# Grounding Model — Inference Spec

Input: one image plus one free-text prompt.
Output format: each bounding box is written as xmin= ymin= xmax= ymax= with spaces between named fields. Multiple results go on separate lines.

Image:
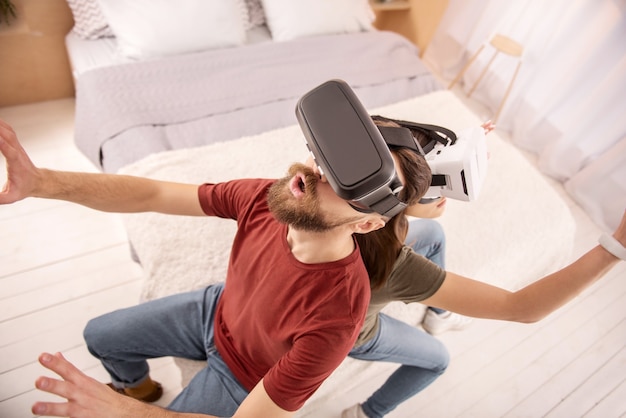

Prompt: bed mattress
xmin=66 ymin=30 xmax=443 ymax=172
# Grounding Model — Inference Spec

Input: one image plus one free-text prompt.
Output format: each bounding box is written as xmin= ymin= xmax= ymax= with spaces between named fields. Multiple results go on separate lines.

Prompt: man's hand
xmin=0 ymin=118 xmax=39 ymax=205
xmin=616 ymin=210 xmax=626 ymax=247
xmin=32 ymin=352 xmax=149 ymax=418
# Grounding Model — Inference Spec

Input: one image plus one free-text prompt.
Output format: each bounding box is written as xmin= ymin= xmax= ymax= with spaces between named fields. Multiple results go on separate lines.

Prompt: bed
xmin=65 ymin=0 xmax=442 ymax=173
xmin=64 ymin=1 xmax=577 ymax=416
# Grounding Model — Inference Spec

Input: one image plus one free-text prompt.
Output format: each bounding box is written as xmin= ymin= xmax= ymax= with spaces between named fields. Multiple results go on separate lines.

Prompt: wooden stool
xmin=448 ymin=34 xmax=524 ymax=123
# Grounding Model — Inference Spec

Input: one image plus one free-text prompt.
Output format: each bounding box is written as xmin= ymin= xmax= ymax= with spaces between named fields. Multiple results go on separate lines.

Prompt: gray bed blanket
xmin=74 ymin=31 xmax=442 ymax=172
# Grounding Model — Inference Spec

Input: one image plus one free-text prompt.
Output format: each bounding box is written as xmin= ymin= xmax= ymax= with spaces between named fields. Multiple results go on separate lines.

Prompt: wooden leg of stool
xmin=448 ymin=44 xmax=485 ymax=89
xmin=493 ymin=60 xmax=522 ymax=124
xmin=468 ymin=50 xmax=499 ymax=98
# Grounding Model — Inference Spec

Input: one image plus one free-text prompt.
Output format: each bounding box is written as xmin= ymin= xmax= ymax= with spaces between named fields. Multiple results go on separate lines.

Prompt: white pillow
xmin=261 ymin=0 xmax=374 ymax=42
xmin=98 ymin=0 xmax=247 ymax=59
xmin=244 ymin=0 xmax=266 ymax=30
xmin=66 ymin=0 xmax=114 ymax=40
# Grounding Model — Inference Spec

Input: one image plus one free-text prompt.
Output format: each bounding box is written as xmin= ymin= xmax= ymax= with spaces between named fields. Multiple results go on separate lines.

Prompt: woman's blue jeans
xmin=348 ymin=314 xmax=449 ymax=418
xmin=347 ymin=219 xmax=450 ymax=418
xmin=83 ymin=283 xmax=249 ymax=416
xmin=406 ymin=219 xmax=446 ymax=314
xmin=405 ymin=218 xmax=446 ymax=269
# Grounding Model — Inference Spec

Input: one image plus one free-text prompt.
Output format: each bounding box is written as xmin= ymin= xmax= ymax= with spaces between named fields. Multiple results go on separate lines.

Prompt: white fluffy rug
xmin=118 ymin=90 xmax=575 ymax=414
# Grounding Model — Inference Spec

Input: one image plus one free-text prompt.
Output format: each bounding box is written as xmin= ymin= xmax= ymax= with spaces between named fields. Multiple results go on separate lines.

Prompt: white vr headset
xmin=423 ymin=126 xmax=488 ymax=202
xmin=371 ymin=115 xmax=489 ymax=203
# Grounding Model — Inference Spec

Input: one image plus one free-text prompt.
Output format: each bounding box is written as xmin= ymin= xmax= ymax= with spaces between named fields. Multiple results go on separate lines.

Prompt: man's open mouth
xmin=289 ymin=173 xmax=307 ymax=197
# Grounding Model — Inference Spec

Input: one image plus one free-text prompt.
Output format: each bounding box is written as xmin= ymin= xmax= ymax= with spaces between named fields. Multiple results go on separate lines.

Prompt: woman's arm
xmin=422 ymin=212 xmax=625 ymax=323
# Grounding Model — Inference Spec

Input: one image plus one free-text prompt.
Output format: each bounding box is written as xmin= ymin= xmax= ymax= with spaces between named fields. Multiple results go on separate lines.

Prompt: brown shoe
xmin=107 ymin=378 xmax=163 ymax=403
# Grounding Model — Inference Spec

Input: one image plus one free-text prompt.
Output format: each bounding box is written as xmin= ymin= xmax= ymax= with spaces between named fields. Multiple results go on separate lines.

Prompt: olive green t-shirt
xmin=354 ymin=245 xmax=446 ymax=347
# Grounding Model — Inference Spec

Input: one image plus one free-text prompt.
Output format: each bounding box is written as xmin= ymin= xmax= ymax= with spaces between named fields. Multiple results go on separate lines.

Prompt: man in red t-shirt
xmin=0 ymin=118 xmax=431 ymax=418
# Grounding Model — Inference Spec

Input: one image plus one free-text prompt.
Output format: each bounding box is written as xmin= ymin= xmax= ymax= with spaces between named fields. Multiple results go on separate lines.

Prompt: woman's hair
xmin=355 ymin=118 xmax=432 ymax=290
xmin=371 ymin=115 xmax=431 ymax=148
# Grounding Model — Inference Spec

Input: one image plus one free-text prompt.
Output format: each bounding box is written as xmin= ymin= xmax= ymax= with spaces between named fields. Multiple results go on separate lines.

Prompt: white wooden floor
xmin=0 ymin=97 xmax=624 ymax=418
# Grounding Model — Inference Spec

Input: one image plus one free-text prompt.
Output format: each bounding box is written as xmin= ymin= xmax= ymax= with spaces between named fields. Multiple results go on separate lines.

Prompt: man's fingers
xmin=32 ymin=400 xmax=71 ymax=417
xmin=0 ymin=121 xmax=20 ymax=171
xmin=34 ymin=353 xmax=94 ymax=417
xmin=0 ymin=118 xmax=12 ymax=129
xmin=35 ymin=375 xmax=74 ymax=399
xmin=0 ymin=126 xmax=15 ymax=155
xmin=39 ymin=352 xmax=82 ymax=384
xmin=0 ymin=120 xmax=17 ymax=145
xmin=0 ymin=119 xmax=26 ymax=157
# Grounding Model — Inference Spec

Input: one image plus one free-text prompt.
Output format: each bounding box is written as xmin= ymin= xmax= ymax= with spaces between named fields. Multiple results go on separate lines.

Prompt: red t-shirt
xmin=198 ymin=179 xmax=370 ymax=411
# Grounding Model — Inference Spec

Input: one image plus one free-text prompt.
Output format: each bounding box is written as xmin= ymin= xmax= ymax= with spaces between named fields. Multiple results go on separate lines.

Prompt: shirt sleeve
xmin=261 ymin=269 xmax=369 ymax=411
xmin=197 ymin=178 xmax=274 ymax=219
xmin=386 ymin=246 xmax=446 ymax=304
xmin=262 ymin=325 xmax=359 ymax=411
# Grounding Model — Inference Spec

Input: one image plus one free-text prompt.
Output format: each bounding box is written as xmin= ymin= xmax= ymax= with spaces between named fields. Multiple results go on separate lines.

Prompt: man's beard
xmin=268 ymin=163 xmax=344 ymax=232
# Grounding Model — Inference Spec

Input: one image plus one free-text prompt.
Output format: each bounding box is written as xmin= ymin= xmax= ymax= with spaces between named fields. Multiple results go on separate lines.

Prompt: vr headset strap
xmin=377 ymin=126 xmax=425 ymax=155
xmin=373 ymin=115 xmax=457 ymax=155
xmin=368 ymin=194 xmax=407 ymax=219
xmin=404 ymin=121 xmax=457 ymax=145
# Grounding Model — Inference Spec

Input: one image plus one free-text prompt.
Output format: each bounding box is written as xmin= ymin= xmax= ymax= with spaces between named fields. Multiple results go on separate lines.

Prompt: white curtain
xmin=423 ymin=0 xmax=626 ymax=232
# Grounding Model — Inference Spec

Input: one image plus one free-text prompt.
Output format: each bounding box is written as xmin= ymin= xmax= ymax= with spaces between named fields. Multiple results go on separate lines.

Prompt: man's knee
xmin=83 ymin=314 xmax=117 ymax=356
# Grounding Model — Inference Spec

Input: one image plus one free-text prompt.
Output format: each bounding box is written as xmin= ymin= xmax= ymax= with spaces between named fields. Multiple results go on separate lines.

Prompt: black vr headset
xmin=296 ymin=79 xmax=408 ymax=218
xmin=295 ymin=79 xmax=458 ymax=218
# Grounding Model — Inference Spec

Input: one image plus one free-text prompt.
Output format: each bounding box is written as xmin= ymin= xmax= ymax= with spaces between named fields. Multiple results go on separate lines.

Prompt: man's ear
xmin=352 ymin=216 xmax=387 ymax=234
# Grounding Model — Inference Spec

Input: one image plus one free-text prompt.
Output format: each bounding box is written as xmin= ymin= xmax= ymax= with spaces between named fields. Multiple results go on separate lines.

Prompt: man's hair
xmin=355 ymin=119 xmax=432 ymax=290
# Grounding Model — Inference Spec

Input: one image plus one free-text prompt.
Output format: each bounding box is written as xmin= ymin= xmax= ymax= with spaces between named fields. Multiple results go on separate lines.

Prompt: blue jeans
xmin=349 ymin=314 xmax=449 ymax=418
xmin=83 ymin=283 xmax=249 ymax=416
xmin=347 ymin=219 xmax=450 ymax=418
xmin=406 ymin=219 xmax=447 ymax=314
xmin=405 ymin=219 xmax=446 ymax=269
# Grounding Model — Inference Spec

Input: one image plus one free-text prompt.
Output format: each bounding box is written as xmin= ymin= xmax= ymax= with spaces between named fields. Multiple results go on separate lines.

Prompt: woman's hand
xmin=481 ymin=120 xmax=495 ymax=135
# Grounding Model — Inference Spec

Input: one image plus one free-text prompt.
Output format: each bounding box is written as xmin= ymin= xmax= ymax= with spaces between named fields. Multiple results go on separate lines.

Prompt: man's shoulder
xmin=210 ymin=178 xmax=275 ymax=193
xmin=198 ymin=178 xmax=276 ymax=218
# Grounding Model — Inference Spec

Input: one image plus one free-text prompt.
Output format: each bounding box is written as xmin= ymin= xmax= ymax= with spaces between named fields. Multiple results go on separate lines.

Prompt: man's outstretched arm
xmin=33 ymin=352 xmax=212 ymax=418
xmin=0 ymin=118 xmax=203 ymax=216
xmin=33 ymin=352 xmax=294 ymax=418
